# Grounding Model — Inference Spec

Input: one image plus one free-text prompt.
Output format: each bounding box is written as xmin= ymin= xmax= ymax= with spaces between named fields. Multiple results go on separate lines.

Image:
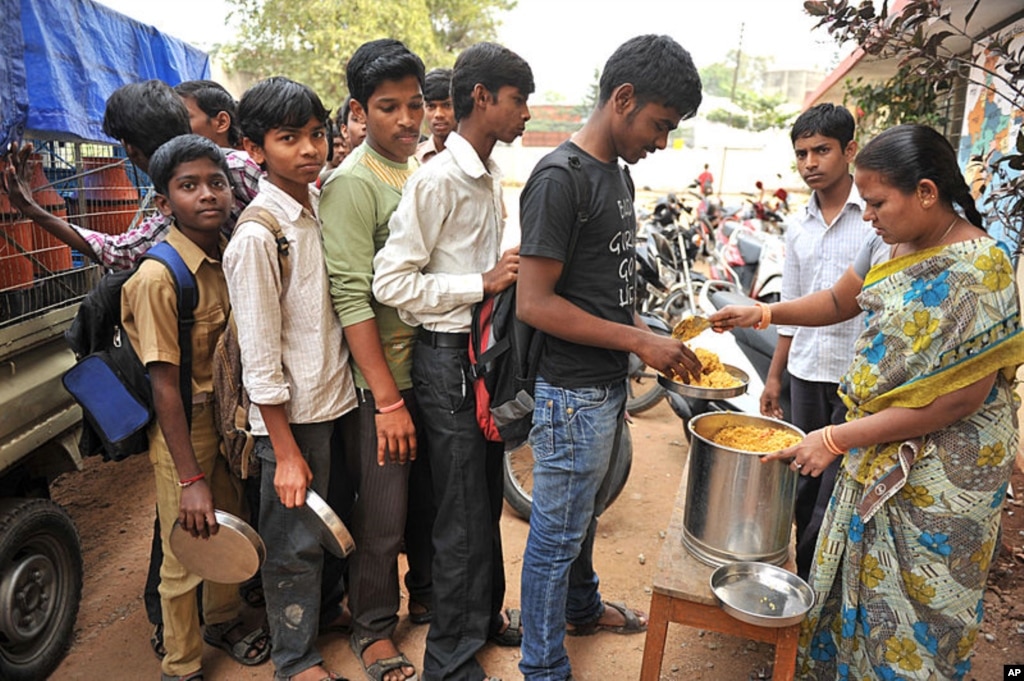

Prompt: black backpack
xmin=469 ymin=149 xmax=599 ymax=450
xmin=63 ymin=241 xmax=197 ymax=461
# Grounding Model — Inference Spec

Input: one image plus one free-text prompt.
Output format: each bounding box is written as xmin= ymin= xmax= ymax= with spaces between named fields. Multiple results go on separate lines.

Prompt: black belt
xmin=419 ymin=329 xmax=469 ymax=349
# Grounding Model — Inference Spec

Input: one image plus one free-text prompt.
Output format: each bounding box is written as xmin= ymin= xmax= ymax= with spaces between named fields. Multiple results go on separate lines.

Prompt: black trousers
xmin=789 ymin=375 xmax=847 ymax=581
xmin=413 ymin=341 xmax=505 ymax=681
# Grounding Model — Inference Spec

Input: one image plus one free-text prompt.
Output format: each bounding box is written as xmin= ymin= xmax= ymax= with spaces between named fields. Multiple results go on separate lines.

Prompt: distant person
xmin=318 ymin=117 xmax=349 ymax=187
xmin=764 ymin=103 xmax=886 ymax=581
xmin=712 ymin=123 xmax=1022 ymax=681
xmin=373 ymin=41 xmax=535 ymax=681
xmin=121 ymin=134 xmax=270 ymax=680
xmin=320 ymin=38 xmax=428 ymax=681
xmin=515 ymin=35 xmax=702 ymax=681
xmin=696 ymin=162 xmax=713 ymax=195
xmin=174 ymin=79 xmax=244 ymax=150
xmin=415 ymin=68 xmax=454 ymax=163
xmin=339 ymin=95 xmax=368 ymax=151
xmin=226 ymin=76 xmax=357 ymax=681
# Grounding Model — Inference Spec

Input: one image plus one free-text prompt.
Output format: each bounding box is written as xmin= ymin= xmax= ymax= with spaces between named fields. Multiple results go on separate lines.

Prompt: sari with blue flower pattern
xmin=798 ymin=238 xmax=1023 ymax=680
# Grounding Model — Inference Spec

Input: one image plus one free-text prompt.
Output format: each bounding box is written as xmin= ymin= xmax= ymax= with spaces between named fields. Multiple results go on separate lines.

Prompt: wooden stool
xmin=639 ymin=471 xmax=800 ymax=680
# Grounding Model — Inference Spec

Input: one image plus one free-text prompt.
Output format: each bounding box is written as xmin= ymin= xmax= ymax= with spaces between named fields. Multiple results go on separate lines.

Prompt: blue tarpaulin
xmin=1 ymin=0 xmax=210 ymax=149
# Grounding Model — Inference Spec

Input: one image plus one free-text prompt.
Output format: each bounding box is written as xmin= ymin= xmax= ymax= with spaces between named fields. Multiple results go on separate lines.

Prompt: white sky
xmin=94 ymin=0 xmax=845 ymax=102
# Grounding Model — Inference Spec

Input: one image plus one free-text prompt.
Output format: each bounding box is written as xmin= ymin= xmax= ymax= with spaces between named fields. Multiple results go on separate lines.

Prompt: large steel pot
xmin=683 ymin=412 xmax=804 ymax=567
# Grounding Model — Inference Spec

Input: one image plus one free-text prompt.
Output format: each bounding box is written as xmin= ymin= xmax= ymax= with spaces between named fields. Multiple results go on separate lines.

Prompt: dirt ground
xmin=49 ymin=398 xmax=1024 ymax=681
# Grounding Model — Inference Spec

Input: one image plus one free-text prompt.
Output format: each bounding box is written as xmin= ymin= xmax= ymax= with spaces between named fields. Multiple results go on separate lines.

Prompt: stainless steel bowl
xmin=709 ymin=561 xmax=814 ymax=627
xmin=657 ymin=364 xmax=749 ymax=400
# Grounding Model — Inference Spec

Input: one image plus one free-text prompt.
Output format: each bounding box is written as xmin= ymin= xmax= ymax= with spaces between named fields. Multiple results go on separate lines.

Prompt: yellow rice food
xmin=674 ymin=348 xmax=742 ymax=389
xmin=711 ymin=425 xmax=802 ymax=452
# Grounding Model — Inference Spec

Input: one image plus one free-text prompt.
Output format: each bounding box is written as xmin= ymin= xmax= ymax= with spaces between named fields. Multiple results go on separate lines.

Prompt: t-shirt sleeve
xmin=519 ymin=167 xmax=577 ymax=263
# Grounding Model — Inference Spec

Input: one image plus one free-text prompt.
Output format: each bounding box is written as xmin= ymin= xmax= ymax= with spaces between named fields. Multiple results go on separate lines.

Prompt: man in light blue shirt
xmin=764 ymin=104 xmax=887 ymax=579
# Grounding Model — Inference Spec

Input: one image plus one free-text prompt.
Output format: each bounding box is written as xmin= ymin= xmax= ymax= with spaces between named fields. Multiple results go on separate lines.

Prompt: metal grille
xmin=1 ymin=140 xmax=155 ymax=328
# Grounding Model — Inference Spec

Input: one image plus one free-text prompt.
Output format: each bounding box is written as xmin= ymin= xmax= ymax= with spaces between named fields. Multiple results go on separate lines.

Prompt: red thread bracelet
xmin=178 ymin=472 xmax=206 ymax=488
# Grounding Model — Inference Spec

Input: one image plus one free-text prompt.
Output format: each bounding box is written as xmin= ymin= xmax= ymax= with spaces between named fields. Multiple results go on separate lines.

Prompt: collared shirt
xmin=77 ymin=149 xmax=263 ymax=270
xmin=373 ymin=131 xmax=504 ymax=334
xmin=223 ymin=178 xmax=356 ymax=434
xmin=121 ymin=226 xmax=229 ymax=398
xmin=415 ymin=135 xmax=443 ymax=164
xmin=320 ymin=143 xmax=417 ymax=390
xmin=780 ymin=180 xmax=887 ymax=383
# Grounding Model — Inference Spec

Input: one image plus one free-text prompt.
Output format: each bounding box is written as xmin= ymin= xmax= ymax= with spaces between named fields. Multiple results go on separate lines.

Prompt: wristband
xmin=375 ymin=397 xmax=405 ymax=415
xmin=754 ymin=302 xmax=772 ymax=330
xmin=823 ymin=425 xmax=846 ymax=456
xmin=178 ymin=472 xmax=206 ymax=488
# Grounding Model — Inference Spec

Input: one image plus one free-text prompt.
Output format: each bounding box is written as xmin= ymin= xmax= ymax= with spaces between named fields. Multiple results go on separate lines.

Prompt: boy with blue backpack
xmin=120 ymin=134 xmax=270 ymax=681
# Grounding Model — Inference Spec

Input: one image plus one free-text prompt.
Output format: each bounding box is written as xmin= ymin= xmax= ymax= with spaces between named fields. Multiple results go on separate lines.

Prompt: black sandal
xmin=151 ymin=623 xmax=166 ymax=659
xmin=203 ymin=618 xmax=271 ymax=666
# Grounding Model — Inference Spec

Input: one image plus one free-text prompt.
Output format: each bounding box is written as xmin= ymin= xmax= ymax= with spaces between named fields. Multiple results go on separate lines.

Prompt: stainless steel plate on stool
xmin=710 ymin=561 xmax=814 ymax=627
xmin=300 ymin=489 xmax=355 ymax=558
xmin=657 ymin=364 xmax=749 ymax=400
xmin=169 ymin=510 xmax=265 ymax=584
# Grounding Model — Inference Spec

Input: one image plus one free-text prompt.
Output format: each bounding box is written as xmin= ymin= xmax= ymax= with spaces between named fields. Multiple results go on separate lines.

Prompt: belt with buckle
xmin=419 ymin=329 xmax=469 ymax=349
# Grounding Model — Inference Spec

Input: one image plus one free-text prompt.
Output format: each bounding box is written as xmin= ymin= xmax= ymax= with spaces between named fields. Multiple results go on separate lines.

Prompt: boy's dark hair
xmin=856 ymin=124 xmax=984 ymax=229
xmin=238 ymin=76 xmax=330 ymax=147
xmin=790 ymin=103 xmax=856 ymax=148
xmin=174 ymin=79 xmax=242 ymax=148
xmin=346 ymin=39 xmax=426 ymax=109
xmin=598 ymin=35 xmax=702 ymax=121
xmin=148 ymin=134 xmax=230 ymax=197
xmin=340 ymin=96 xmax=355 ymax=127
xmin=102 ymin=80 xmax=191 ymax=159
xmin=451 ymin=42 xmax=534 ymax=122
xmin=423 ymin=68 xmax=453 ymax=102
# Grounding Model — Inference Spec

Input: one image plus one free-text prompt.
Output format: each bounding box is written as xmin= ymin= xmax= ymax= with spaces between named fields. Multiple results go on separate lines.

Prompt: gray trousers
xmin=256 ymin=421 xmax=334 ymax=680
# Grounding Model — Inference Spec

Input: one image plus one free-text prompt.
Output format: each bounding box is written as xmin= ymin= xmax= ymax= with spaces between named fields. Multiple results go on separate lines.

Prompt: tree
xmin=699 ymin=51 xmax=793 ymax=132
xmin=220 ymin=0 xmax=515 ymax=107
xmin=699 ymin=50 xmax=774 ymax=98
xmin=805 ymin=0 xmax=1024 ymax=254
xmin=843 ymin=64 xmax=948 ymax=140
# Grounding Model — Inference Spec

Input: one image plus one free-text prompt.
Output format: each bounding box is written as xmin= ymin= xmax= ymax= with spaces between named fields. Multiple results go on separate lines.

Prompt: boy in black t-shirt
xmin=516 ymin=35 xmax=703 ymax=681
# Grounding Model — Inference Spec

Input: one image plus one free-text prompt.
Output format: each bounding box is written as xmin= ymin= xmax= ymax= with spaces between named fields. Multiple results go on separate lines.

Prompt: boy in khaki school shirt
xmin=121 ymin=134 xmax=270 ymax=681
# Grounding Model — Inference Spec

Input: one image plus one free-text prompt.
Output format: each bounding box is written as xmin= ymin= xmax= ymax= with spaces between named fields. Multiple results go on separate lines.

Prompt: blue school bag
xmin=63 ymin=241 xmax=197 ymax=461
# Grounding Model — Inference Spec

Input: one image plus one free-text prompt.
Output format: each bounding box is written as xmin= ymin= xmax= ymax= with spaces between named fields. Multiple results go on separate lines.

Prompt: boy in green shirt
xmin=320 ymin=38 xmax=428 ymax=681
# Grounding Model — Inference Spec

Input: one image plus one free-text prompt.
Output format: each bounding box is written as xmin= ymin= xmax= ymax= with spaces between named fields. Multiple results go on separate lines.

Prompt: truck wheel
xmin=0 ymin=498 xmax=83 ymax=681
xmin=502 ymin=424 xmax=633 ymax=521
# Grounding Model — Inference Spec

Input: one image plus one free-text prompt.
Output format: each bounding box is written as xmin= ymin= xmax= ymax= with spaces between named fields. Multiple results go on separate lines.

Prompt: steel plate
xmin=301 ymin=489 xmax=355 ymax=558
xmin=709 ymin=561 xmax=814 ymax=627
xmin=169 ymin=510 xmax=265 ymax=584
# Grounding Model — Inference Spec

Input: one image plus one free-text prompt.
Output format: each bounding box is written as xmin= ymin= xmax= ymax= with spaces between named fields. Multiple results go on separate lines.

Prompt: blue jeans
xmin=519 ymin=378 xmax=626 ymax=681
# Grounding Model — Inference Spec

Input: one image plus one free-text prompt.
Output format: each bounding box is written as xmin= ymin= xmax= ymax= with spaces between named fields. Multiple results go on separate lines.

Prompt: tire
xmin=0 ymin=498 xmax=83 ymax=681
xmin=625 ymin=357 xmax=666 ymax=414
xmin=502 ymin=424 xmax=633 ymax=521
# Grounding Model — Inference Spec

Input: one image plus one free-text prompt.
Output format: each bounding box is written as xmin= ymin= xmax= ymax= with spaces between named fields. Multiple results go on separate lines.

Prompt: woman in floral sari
xmin=711 ymin=125 xmax=1022 ymax=680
